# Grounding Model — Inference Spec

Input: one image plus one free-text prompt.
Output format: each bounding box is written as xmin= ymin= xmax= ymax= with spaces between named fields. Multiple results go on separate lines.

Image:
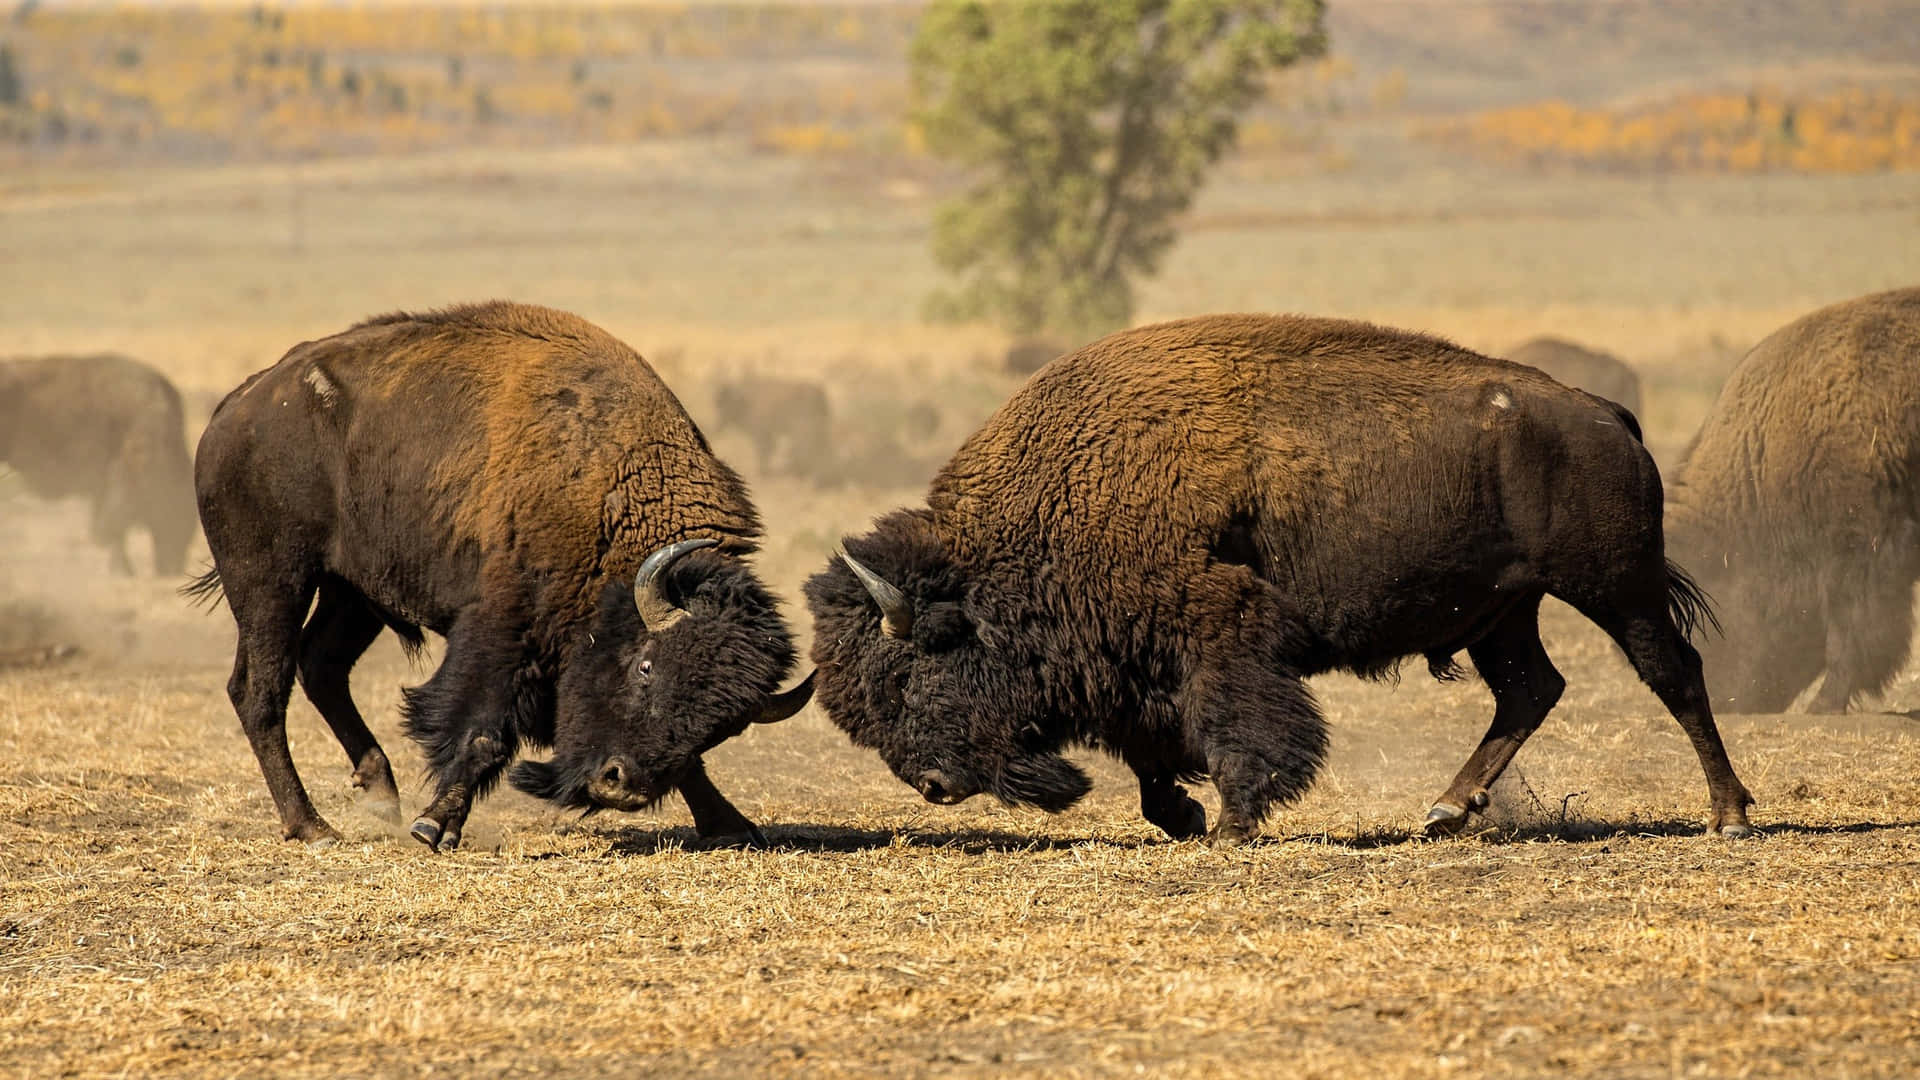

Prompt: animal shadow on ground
xmin=1287 ymin=816 xmax=1920 ymax=850
xmin=598 ymin=822 xmax=1163 ymax=856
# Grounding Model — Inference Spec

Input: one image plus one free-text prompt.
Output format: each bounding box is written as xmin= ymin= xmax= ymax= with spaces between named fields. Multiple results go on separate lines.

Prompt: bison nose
xmin=598 ymin=758 xmax=630 ymax=789
xmin=916 ymin=769 xmax=959 ymax=804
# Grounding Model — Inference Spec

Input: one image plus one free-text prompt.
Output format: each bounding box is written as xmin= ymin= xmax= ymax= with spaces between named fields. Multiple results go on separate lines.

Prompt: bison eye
xmin=638 ymin=659 xmax=654 ymax=681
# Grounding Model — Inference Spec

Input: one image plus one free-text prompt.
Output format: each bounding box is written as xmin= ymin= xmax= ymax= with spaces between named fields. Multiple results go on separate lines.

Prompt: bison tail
xmin=180 ymin=564 xmax=225 ymax=610
xmin=1665 ymin=560 xmax=1723 ymax=642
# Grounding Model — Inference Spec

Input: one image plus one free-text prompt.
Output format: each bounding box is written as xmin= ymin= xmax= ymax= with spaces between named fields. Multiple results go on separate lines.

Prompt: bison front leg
xmin=676 ymin=759 xmax=766 ymax=847
xmin=1185 ymin=654 xmax=1328 ymax=848
xmin=1125 ymin=758 xmax=1207 ymax=841
xmin=400 ymin=626 xmax=532 ymax=852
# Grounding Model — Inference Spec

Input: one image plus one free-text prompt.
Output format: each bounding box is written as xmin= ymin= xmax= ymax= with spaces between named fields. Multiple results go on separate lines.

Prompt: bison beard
xmin=808 ymin=313 xmax=1756 ymax=846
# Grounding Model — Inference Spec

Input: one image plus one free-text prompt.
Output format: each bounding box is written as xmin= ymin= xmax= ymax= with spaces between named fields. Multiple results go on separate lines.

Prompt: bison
xmin=1506 ymin=336 xmax=1643 ymax=420
xmin=1665 ymin=286 xmax=1920 ymax=714
xmin=709 ymin=375 xmax=832 ymax=480
xmin=189 ymin=301 xmax=812 ymax=850
xmin=0 ymin=352 xmax=196 ymax=576
xmin=805 ymin=314 xmax=1753 ymax=845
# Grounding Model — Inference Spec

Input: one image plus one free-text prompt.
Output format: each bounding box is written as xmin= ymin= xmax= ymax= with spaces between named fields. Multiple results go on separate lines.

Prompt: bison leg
xmin=87 ymin=485 xmax=135 ymax=577
xmin=1576 ymin=590 xmax=1755 ymax=837
xmin=1808 ymin=545 xmax=1919 ymax=714
xmin=1186 ymin=655 xmax=1328 ymax=848
xmin=676 ymin=759 xmax=766 ymax=846
xmin=226 ymin=582 xmax=341 ymax=846
xmin=297 ymin=580 xmax=401 ymax=824
xmin=401 ymin=621 xmax=529 ymax=852
xmin=1132 ymin=766 xmax=1207 ymax=841
xmin=1426 ymin=596 xmax=1564 ymax=837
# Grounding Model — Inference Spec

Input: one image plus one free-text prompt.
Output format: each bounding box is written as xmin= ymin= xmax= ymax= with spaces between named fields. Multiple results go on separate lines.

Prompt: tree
xmin=911 ymin=0 xmax=1325 ymax=340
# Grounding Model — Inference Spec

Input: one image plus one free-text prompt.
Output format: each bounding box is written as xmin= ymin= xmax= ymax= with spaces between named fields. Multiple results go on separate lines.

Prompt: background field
xmin=4 ymin=2 xmax=1920 ymax=1076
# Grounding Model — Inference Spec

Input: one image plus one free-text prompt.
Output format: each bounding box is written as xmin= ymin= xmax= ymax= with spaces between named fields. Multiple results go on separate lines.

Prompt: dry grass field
xmin=6 ymin=3 xmax=1920 ymax=1076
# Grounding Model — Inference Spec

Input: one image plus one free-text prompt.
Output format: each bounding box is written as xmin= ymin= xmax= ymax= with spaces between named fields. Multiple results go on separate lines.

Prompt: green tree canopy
xmin=911 ymin=0 xmax=1326 ymax=341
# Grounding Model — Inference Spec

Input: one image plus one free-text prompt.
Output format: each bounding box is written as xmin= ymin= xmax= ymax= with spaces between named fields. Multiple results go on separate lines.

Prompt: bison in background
xmin=1506 ymin=336 xmax=1644 ymax=420
xmin=1666 ymin=286 xmax=1920 ymax=714
xmin=0 ymin=353 xmax=196 ymax=576
xmin=190 ymin=302 xmax=811 ymax=850
xmin=807 ymin=314 xmax=1753 ymax=845
xmin=709 ymin=375 xmax=832 ymax=481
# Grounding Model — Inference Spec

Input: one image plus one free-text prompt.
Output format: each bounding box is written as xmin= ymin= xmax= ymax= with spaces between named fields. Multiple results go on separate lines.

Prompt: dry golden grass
xmin=4 ymin=590 xmax=1920 ymax=1077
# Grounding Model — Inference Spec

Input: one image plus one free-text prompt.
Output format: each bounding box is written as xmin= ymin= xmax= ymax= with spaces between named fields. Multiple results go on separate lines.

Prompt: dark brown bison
xmin=189 ymin=302 xmax=812 ymax=850
xmin=1506 ymin=336 xmax=1643 ymax=419
xmin=0 ymin=353 xmax=195 ymax=575
xmin=1665 ymin=286 xmax=1920 ymax=714
xmin=709 ymin=375 xmax=832 ymax=479
xmin=806 ymin=314 xmax=1753 ymax=845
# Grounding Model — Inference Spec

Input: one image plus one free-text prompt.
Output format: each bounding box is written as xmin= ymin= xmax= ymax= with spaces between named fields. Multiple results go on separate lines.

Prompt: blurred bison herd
xmin=3 ymin=286 xmax=1917 ymax=846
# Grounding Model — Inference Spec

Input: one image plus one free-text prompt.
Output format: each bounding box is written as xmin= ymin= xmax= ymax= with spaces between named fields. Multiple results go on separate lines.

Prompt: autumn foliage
xmin=1433 ymin=88 xmax=1920 ymax=174
xmin=0 ymin=4 xmax=916 ymax=161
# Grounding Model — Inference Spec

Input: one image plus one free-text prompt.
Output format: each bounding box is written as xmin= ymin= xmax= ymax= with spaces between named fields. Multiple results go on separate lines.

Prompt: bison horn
xmin=752 ymin=670 xmax=816 ymax=724
xmin=839 ymin=548 xmax=913 ymax=640
xmin=634 ymin=537 xmax=718 ymax=631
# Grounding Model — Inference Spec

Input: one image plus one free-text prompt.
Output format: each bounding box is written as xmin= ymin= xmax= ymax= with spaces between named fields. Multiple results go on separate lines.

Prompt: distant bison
xmin=709 ymin=375 xmax=832 ymax=479
xmin=190 ymin=302 xmax=812 ymax=849
xmin=1506 ymin=336 xmax=1643 ymax=419
xmin=1666 ymin=286 xmax=1920 ymax=713
xmin=1002 ymin=338 xmax=1067 ymax=377
xmin=807 ymin=314 xmax=1753 ymax=844
xmin=0 ymin=353 xmax=195 ymax=575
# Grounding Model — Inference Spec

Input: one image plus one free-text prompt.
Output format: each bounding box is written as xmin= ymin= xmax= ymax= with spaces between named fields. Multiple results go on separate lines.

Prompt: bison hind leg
xmin=298 ymin=580 xmax=401 ymax=823
xmin=1426 ymin=596 xmax=1563 ymax=837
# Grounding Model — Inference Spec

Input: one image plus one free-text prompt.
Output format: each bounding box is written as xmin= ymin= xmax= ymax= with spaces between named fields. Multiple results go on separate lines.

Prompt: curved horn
xmin=840 ymin=548 xmax=912 ymax=640
xmin=752 ymin=670 xmax=816 ymax=724
xmin=634 ymin=537 xmax=718 ymax=631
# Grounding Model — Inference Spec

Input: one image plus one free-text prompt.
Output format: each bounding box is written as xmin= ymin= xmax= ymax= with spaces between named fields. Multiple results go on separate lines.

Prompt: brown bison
xmin=189 ymin=302 xmax=812 ymax=850
xmin=1665 ymin=286 xmax=1920 ymax=714
xmin=806 ymin=314 xmax=1753 ymax=844
xmin=1506 ymin=336 xmax=1643 ymax=419
xmin=0 ymin=353 xmax=196 ymax=575
xmin=709 ymin=375 xmax=832 ymax=479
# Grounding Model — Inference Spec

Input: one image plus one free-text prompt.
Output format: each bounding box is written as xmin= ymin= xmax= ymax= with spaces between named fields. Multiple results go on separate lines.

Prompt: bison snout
xmin=586 ymin=756 xmax=653 ymax=811
xmin=914 ymin=769 xmax=972 ymax=805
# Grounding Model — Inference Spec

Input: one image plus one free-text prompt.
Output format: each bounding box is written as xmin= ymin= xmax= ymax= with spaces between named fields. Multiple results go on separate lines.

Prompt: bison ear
xmin=635 ymin=537 xmax=717 ymax=631
xmin=839 ymin=548 xmax=914 ymax=640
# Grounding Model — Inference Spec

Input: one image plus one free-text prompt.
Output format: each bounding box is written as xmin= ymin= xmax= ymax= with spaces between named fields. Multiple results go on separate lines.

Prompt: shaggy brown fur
xmin=0 ymin=353 xmax=195 ymax=576
xmin=1666 ymin=286 xmax=1920 ymax=714
xmin=1506 ymin=336 xmax=1644 ymax=419
xmin=190 ymin=302 xmax=806 ymax=849
xmin=808 ymin=313 xmax=1752 ymax=844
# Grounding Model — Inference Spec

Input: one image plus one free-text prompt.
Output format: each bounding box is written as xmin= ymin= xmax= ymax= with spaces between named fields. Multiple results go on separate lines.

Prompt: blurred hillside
xmin=2 ymin=1 xmax=1917 ymax=175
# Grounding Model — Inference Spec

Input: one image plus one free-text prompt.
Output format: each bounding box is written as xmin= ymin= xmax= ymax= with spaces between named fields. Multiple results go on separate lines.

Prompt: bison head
xmin=510 ymin=539 xmax=812 ymax=812
xmin=803 ymin=512 xmax=1091 ymax=814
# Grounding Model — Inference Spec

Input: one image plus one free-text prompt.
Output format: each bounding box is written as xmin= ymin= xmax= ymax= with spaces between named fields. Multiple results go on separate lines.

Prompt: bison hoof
xmin=1712 ymin=822 xmax=1756 ymax=839
xmin=1423 ymin=804 xmax=1470 ymax=837
xmin=1150 ymin=797 xmax=1209 ymax=841
xmin=410 ymin=817 xmax=445 ymax=851
xmin=285 ymin=820 xmax=342 ymax=848
xmin=1206 ymin=820 xmax=1255 ymax=848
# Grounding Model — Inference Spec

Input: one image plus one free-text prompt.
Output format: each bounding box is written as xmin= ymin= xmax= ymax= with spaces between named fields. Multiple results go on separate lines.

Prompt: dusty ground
xmin=6 ymin=10 xmax=1920 ymax=1073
